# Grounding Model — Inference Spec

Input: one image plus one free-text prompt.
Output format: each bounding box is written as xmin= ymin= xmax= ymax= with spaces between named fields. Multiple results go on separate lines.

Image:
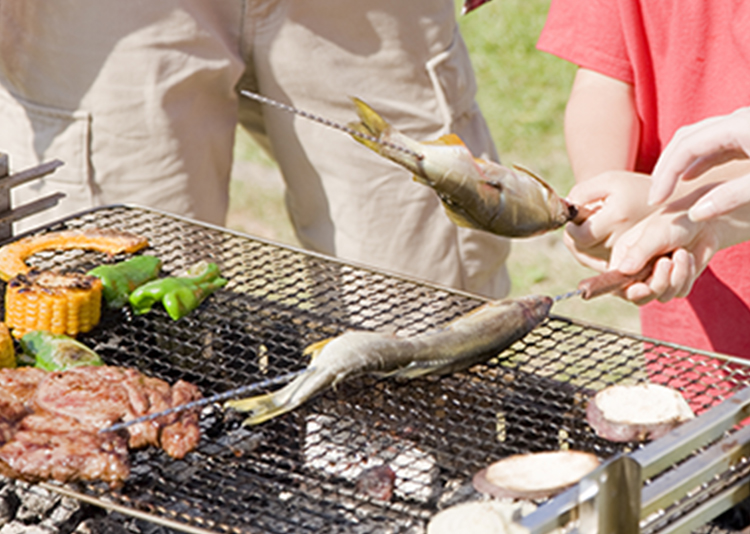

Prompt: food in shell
xmin=586 ymin=383 xmax=695 ymax=442
xmin=5 ymin=270 xmax=102 ymax=339
xmin=0 ymin=227 xmax=148 ymax=282
xmin=472 ymin=450 xmax=600 ymax=500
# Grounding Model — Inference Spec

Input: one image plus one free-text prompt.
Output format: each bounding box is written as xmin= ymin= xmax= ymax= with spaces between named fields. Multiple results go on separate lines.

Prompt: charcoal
xmin=0 ymin=523 xmax=55 ymax=534
xmin=72 ymin=518 xmax=129 ymax=534
xmin=0 ymin=480 xmax=21 ymax=524
xmin=39 ymin=497 xmax=88 ymax=532
xmin=15 ymin=486 xmax=60 ymax=523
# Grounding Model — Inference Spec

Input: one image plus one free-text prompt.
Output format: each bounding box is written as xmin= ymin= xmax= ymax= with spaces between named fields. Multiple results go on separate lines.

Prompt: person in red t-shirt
xmin=537 ymin=0 xmax=750 ymax=358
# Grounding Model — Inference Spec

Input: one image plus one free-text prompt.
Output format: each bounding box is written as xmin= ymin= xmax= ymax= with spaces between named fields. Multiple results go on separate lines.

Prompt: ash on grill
xmin=0 ymin=476 xmax=178 ymax=534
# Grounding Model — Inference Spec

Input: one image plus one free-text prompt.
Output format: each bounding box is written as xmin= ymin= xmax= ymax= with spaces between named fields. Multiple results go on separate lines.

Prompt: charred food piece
xmin=21 ymin=331 xmax=103 ymax=371
xmin=0 ymin=227 xmax=149 ymax=282
xmin=473 ymin=450 xmax=600 ymax=500
xmin=5 ymin=270 xmax=102 ymax=339
xmin=586 ymin=383 xmax=695 ymax=442
xmin=356 ymin=465 xmax=397 ymax=501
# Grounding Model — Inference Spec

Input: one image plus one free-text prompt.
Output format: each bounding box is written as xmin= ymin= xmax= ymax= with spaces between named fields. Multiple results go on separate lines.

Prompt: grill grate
xmin=5 ymin=205 xmax=750 ymax=534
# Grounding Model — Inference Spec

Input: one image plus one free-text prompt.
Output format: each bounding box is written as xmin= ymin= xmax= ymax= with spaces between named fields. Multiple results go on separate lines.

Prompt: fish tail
xmin=350 ymin=97 xmax=390 ymax=137
xmin=225 ymin=366 xmax=327 ymax=426
xmin=225 ymin=391 xmax=290 ymax=426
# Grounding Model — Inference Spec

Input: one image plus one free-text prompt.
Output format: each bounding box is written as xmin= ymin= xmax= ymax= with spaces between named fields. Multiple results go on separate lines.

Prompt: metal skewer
xmin=239 ymin=89 xmax=424 ymax=161
xmin=98 ymin=368 xmax=310 ymax=434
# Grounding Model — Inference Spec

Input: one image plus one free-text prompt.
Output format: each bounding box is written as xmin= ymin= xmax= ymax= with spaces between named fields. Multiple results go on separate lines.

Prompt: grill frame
xmin=4 ymin=204 xmax=750 ymax=534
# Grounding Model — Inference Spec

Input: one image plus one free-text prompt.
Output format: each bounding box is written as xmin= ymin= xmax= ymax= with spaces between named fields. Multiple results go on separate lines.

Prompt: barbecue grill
xmin=3 ymin=204 xmax=750 ymax=534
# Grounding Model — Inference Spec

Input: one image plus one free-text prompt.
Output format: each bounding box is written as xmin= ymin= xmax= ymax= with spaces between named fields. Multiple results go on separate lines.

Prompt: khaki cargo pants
xmin=0 ymin=0 xmax=510 ymax=298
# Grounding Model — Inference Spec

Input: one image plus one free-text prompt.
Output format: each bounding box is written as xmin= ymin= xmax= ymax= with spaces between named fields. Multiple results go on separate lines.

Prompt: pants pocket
xmin=424 ymin=26 xmax=479 ymax=136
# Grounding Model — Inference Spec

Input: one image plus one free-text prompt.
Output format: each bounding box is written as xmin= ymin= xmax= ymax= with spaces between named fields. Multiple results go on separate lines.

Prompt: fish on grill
xmin=0 ymin=366 xmax=202 ymax=485
xmin=226 ymin=295 xmax=552 ymax=425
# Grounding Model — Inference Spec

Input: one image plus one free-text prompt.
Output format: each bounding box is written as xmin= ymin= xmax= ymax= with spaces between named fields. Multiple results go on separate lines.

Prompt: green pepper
xmin=88 ymin=255 xmax=162 ymax=308
xmin=21 ymin=331 xmax=103 ymax=371
xmin=128 ymin=261 xmax=228 ymax=320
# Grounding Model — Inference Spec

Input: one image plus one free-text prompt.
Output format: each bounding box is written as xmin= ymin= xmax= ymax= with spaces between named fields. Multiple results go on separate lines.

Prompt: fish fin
xmin=224 ymin=392 xmax=288 ymax=426
xmin=383 ymin=360 xmax=450 ymax=380
xmin=347 ymin=122 xmax=384 ymax=153
xmin=511 ymin=163 xmax=557 ymax=193
xmin=303 ymin=338 xmax=336 ymax=361
xmin=426 ymin=133 xmax=469 ymax=148
xmin=437 ymin=193 xmax=489 ymax=230
xmin=350 ymin=97 xmax=389 ymax=137
xmin=442 ymin=204 xmax=477 ymax=229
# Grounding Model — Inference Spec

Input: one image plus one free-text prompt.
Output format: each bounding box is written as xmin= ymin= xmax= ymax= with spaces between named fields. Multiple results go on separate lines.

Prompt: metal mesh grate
xmin=5 ymin=205 xmax=750 ymax=534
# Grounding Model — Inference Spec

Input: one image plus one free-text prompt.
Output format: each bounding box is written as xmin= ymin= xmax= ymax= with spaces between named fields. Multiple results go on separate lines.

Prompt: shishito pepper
xmin=21 ymin=331 xmax=103 ymax=371
xmin=128 ymin=261 xmax=228 ymax=320
xmin=88 ymin=255 xmax=162 ymax=308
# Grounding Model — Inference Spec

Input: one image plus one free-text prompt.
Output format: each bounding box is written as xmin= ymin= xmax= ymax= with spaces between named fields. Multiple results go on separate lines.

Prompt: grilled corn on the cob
xmin=5 ymin=270 xmax=103 ymax=338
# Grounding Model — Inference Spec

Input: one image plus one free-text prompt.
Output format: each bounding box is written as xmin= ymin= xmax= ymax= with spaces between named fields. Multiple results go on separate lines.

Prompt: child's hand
xmin=563 ymin=171 xmax=655 ymax=271
xmin=606 ymin=211 xmax=712 ymax=305
xmin=607 ymin=187 xmax=750 ymax=305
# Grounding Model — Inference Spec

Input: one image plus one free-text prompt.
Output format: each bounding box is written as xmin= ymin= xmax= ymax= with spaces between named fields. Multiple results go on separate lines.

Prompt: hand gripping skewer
xmin=555 ymin=260 xmax=657 ymax=302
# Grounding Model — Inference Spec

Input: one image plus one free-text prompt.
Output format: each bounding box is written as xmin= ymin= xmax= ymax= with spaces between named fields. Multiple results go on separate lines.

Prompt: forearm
xmin=564 ymin=69 xmax=640 ymax=182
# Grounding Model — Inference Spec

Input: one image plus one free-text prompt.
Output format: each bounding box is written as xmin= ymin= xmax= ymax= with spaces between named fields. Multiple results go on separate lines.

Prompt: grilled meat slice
xmin=0 ymin=413 xmax=129 ymax=485
xmin=0 ymin=399 xmax=28 ymax=445
xmin=0 ymin=367 xmax=47 ymax=405
xmin=33 ymin=366 xmax=202 ymax=457
xmin=0 ymin=365 xmax=202 ymax=486
xmin=160 ymin=379 xmax=202 ymax=459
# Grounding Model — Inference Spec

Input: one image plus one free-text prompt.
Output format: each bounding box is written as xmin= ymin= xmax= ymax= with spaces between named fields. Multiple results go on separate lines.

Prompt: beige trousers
xmin=0 ymin=0 xmax=511 ymax=298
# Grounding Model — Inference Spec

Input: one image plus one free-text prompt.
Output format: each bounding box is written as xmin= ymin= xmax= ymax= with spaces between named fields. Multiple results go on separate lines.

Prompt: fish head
xmin=513 ymin=294 xmax=554 ymax=326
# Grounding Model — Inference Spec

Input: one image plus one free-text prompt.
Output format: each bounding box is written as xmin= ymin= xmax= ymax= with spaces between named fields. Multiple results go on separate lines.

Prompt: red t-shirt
xmin=538 ymin=0 xmax=750 ymax=358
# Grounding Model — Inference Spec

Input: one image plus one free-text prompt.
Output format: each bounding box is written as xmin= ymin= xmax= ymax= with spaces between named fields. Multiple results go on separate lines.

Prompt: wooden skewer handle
xmin=577 ymin=262 xmax=655 ymax=300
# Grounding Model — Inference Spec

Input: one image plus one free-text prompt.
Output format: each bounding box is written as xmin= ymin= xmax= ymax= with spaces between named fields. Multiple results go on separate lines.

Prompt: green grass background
xmin=228 ymin=0 xmax=641 ymax=334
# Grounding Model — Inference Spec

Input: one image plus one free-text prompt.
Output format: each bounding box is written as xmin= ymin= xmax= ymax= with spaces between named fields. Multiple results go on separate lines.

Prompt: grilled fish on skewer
xmin=225 ymin=295 xmax=553 ymax=426
xmin=102 ymin=269 xmax=652 ymax=435
xmin=347 ymin=98 xmax=581 ymax=238
xmin=239 ymin=90 xmax=589 ymax=238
